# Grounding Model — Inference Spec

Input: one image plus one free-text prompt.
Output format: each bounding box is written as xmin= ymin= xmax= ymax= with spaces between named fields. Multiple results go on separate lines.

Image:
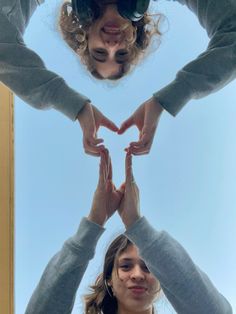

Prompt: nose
xmin=104 ymin=37 xmax=120 ymax=47
xmin=130 ymin=265 xmax=145 ymax=281
xmin=102 ymin=32 xmax=122 ymax=47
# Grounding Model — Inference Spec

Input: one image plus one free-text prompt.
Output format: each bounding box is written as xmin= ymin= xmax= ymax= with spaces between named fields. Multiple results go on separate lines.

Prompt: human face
xmin=87 ymin=3 xmax=135 ymax=78
xmin=110 ymin=245 xmax=160 ymax=314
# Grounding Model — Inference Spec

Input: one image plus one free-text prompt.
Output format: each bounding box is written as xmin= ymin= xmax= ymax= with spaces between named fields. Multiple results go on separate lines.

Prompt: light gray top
xmin=0 ymin=0 xmax=90 ymax=120
xmin=25 ymin=217 xmax=232 ymax=314
xmin=0 ymin=0 xmax=236 ymax=119
xmin=154 ymin=0 xmax=236 ymax=115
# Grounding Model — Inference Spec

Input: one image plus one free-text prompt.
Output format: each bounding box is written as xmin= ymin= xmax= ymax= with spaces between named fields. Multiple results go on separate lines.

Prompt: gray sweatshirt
xmin=0 ymin=0 xmax=236 ymax=119
xmin=25 ymin=217 xmax=232 ymax=314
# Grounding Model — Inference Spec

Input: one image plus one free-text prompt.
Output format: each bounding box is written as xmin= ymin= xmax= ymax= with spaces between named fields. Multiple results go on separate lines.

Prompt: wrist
xmin=87 ymin=212 xmax=106 ymax=227
xmin=150 ymin=96 xmax=164 ymax=114
xmin=123 ymin=214 xmax=141 ymax=229
xmin=76 ymin=102 xmax=90 ymax=122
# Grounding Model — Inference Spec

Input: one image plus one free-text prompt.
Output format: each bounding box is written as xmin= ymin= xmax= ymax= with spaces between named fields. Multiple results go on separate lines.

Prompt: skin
xmin=88 ymin=151 xmax=159 ymax=313
xmin=77 ymin=3 xmax=164 ymax=157
xmin=77 ymin=97 xmax=164 ymax=157
xmin=77 ymin=103 xmax=118 ymax=156
xmin=88 ymin=151 xmax=141 ymax=227
xmin=88 ymin=149 xmax=123 ymax=225
xmin=110 ymin=244 xmax=159 ymax=314
xmin=87 ymin=3 xmax=135 ymax=78
xmin=118 ymin=98 xmax=164 ymax=155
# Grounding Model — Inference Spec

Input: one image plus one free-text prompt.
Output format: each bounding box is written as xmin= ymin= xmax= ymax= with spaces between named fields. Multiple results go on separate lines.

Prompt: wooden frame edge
xmin=0 ymin=83 xmax=14 ymax=314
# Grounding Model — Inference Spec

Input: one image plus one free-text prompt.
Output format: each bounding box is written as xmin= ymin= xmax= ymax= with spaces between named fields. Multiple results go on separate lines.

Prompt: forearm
xmin=0 ymin=12 xmax=90 ymax=121
xmin=125 ymin=217 xmax=232 ymax=314
xmin=154 ymin=0 xmax=236 ymax=116
xmin=25 ymin=218 xmax=105 ymax=314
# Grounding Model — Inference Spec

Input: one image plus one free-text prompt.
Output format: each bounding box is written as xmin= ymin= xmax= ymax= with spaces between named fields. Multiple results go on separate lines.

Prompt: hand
xmin=118 ymin=153 xmax=141 ymax=228
xmin=77 ymin=103 xmax=119 ymax=156
xmin=118 ymin=97 xmax=163 ymax=155
xmin=88 ymin=150 xmax=124 ymax=226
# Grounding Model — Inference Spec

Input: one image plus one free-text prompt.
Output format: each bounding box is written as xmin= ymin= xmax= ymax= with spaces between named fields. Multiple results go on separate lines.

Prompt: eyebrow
xmin=118 ymin=257 xmax=147 ymax=264
xmin=118 ymin=258 xmax=136 ymax=262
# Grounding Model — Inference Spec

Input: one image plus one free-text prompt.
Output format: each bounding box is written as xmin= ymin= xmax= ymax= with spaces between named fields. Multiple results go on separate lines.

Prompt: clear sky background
xmin=15 ymin=1 xmax=236 ymax=313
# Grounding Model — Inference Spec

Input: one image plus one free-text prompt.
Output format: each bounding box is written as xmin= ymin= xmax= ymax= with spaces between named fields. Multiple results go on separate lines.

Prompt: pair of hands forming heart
xmin=77 ymin=97 xmax=164 ymax=157
xmin=88 ymin=150 xmax=140 ymax=228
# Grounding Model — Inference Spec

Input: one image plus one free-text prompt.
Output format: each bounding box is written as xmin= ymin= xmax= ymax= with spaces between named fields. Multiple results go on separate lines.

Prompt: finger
xmin=126 ymin=132 xmax=151 ymax=153
xmin=124 ymin=147 xmax=132 ymax=154
xmin=129 ymin=140 xmax=146 ymax=148
xmin=106 ymin=179 xmax=113 ymax=192
xmin=129 ymin=132 xmax=152 ymax=154
xmin=84 ymin=137 xmax=105 ymax=149
xmin=92 ymin=138 xmax=104 ymax=145
xmin=116 ymin=189 xmax=125 ymax=204
xmin=125 ymin=153 xmax=134 ymax=184
xmin=130 ymin=151 xmax=149 ymax=156
xmin=117 ymin=184 xmax=125 ymax=202
xmin=131 ymin=129 xmax=151 ymax=146
xmin=118 ymin=116 xmax=134 ymax=134
xmin=118 ymin=182 xmax=126 ymax=194
xmin=102 ymin=149 xmax=109 ymax=180
xmin=111 ymin=182 xmax=117 ymax=192
xmin=84 ymin=150 xmax=101 ymax=157
xmin=84 ymin=140 xmax=106 ymax=156
xmin=98 ymin=152 xmax=106 ymax=185
xmin=101 ymin=117 xmax=119 ymax=132
xmin=84 ymin=148 xmax=105 ymax=156
xmin=88 ymin=137 xmax=104 ymax=146
xmin=108 ymin=155 xmax=113 ymax=181
xmin=129 ymin=146 xmax=150 ymax=156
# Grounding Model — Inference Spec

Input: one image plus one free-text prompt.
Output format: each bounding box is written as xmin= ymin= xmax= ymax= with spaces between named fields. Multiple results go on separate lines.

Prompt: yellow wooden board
xmin=0 ymin=83 xmax=14 ymax=314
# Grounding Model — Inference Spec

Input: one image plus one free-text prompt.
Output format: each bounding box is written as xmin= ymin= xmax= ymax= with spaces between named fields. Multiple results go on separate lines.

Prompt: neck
xmin=117 ymin=306 xmax=154 ymax=314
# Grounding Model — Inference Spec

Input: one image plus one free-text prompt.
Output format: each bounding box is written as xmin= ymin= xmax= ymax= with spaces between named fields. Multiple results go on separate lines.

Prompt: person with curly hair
xmin=1 ymin=0 xmax=236 ymax=156
xmin=0 ymin=0 xmax=161 ymax=156
xmin=25 ymin=151 xmax=232 ymax=314
xmin=59 ymin=1 xmax=162 ymax=80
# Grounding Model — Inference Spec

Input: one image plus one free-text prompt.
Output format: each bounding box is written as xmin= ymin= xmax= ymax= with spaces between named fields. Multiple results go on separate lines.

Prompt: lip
xmin=129 ymin=286 xmax=147 ymax=294
xmin=103 ymin=22 xmax=121 ymax=34
xmin=104 ymin=21 xmax=120 ymax=28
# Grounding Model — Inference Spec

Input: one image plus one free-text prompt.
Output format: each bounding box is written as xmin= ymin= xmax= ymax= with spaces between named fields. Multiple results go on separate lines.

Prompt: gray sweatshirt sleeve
xmin=153 ymin=0 xmax=236 ymax=116
xmin=0 ymin=0 xmax=90 ymax=120
xmin=125 ymin=217 xmax=232 ymax=314
xmin=25 ymin=218 xmax=105 ymax=314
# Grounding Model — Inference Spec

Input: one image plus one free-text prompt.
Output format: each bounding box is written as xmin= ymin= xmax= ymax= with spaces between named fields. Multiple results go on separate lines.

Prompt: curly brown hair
xmin=59 ymin=1 xmax=163 ymax=80
xmin=83 ymin=234 xmax=161 ymax=314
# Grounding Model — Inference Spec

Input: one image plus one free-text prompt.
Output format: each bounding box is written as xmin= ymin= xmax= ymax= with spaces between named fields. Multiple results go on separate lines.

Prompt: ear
xmin=107 ymin=279 xmax=113 ymax=287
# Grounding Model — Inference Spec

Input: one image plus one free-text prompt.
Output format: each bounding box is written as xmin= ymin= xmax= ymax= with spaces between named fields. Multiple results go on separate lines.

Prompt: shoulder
xmin=0 ymin=0 xmax=43 ymax=35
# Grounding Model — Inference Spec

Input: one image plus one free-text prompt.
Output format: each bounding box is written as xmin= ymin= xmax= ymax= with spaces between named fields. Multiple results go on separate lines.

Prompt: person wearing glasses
xmin=1 ymin=0 xmax=236 ymax=156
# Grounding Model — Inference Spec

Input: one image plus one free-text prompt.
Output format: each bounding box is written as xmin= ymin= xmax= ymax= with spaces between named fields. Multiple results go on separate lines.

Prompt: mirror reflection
xmin=1 ymin=0 xmax=235 ymax=313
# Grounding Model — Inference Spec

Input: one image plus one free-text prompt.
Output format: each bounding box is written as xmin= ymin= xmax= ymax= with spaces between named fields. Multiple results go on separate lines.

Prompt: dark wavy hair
xmin=59 ymin=1 xmax=163 ymax=80
xmin=83 ymin=234 xmax=161 ymax=314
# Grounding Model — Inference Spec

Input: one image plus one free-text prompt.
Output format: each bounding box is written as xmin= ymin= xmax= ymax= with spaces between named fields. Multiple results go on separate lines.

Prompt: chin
xmin=123 ymin=304 xmax=151 ymax=313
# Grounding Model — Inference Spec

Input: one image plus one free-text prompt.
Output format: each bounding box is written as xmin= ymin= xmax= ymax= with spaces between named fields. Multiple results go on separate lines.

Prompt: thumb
xmin=116 ymin=183 xmax=125 ymax=205
xmin=118 ymin=182 xmax=126 ymax=194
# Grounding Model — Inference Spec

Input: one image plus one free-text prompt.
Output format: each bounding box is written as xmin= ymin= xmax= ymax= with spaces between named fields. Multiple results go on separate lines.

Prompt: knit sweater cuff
xmin=52 ymin=83 xmax=91 ymax=121
xmin=153 ymin=78 xmax=195 ymax=117
xmin=125 ymin=217 xmax=161 ymax=253
xmin=68 ymin=217 xmax=105 ymax=252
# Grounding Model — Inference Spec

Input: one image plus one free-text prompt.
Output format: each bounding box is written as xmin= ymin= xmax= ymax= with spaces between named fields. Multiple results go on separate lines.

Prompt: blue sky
xmin=15 ymin=1 xmax=236 ymax=313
